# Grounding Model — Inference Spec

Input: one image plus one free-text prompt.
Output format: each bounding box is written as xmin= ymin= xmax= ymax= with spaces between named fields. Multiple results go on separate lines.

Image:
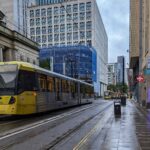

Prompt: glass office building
xmin=39 ymin=45 xmax=97 ymax=83
xmin=28 ymin=0 xmax=108 ymax=96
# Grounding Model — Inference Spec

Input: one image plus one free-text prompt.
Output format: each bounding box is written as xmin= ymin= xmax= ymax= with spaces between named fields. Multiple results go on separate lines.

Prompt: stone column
xmin=0 ymin=47 xmax=3 ymax=62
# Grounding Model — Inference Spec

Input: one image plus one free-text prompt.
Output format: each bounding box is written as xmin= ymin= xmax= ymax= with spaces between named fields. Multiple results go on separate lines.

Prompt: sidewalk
xmin=98 ymin=100 xmax=141 ymax=150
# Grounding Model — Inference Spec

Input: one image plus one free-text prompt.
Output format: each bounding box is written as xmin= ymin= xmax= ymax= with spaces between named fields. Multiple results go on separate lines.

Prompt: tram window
xmin=39 ymin=75 xmax=47 ymax=92
xmin=71 ymin=81 xmax=75 ymax=93
xmin=80 ymin=84 xmax=84 ymax=93
xmin=17 ymin=70 xmax=37 ymax=93
xmin=47 ymin=77 xmax=54 ymax=92
xmin=66 ymin=80 xmax=70 ymax=93
xmin=62 ymin=79 xmax=67 ymax=93
xmin=55 ymin=78 xmax=61 ymax=93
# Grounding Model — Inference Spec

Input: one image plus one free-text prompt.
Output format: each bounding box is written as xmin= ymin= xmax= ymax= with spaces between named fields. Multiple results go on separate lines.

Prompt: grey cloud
xmin=97 ymin=0 xmax=129 ymax=64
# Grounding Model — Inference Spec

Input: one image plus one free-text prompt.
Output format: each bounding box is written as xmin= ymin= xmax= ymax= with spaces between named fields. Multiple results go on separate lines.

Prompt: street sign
xmin=136 ymin=75 xmax=144 ymax=82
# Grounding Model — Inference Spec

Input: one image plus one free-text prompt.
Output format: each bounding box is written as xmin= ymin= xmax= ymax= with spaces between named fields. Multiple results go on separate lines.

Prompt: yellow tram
xmin=0 ymin=61 xmax=94 ymax=115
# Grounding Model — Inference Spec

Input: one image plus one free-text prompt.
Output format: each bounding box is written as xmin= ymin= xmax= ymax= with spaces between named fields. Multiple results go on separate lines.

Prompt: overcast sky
xmin=97 ymin=0 xmax=129 ymax=65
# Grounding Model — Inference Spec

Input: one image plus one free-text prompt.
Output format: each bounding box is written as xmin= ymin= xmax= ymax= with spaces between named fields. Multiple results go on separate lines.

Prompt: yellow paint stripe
xmin=73 ymin=116 xmax=105 ymax=150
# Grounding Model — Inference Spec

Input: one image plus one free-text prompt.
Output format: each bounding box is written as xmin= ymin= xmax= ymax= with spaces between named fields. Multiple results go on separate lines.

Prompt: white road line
xmin=0 ymin=104 xmax=98 ymax=140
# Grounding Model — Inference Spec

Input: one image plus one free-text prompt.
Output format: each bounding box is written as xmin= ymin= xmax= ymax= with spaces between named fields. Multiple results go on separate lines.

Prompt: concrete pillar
xmin=0 ymin=47 xmax=3 ymax=61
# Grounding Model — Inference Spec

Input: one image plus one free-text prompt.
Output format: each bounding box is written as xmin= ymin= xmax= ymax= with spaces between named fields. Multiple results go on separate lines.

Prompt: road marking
xmin=73 ymin=107 xmax=112 ymax=150
xmin=0 ymin=104 xmax=101 ymax=140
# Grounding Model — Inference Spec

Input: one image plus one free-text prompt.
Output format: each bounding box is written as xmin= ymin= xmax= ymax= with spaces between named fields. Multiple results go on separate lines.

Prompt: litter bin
xmin=121 ymin=96 xmax=126 ymax=106
xmin=114 ymin=101 xmax=121 ymax=116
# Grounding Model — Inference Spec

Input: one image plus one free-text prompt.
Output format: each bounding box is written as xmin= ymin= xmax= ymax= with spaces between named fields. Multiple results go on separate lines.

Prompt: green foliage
xmin=107 ymin=83 xmax=128 ymax=93
xmin=107 ymin=84 xmax=117 ymax=92
xmin=40 ymin=59 xmax=50 ymax=70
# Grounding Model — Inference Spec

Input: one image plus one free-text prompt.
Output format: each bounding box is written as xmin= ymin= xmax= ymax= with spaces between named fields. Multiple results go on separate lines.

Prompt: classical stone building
xmin=0 ymin=11 xmax=39 ymax=65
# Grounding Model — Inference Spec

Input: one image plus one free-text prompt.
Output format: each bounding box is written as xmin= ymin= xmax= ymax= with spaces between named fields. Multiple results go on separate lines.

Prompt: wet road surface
xmin=0 ymin=100 xmax=150 ymax=150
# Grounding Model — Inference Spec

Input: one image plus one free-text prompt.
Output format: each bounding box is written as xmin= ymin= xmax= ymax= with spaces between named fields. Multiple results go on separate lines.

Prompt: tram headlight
xmin=9 ymin=97 xmax=16 ymax=104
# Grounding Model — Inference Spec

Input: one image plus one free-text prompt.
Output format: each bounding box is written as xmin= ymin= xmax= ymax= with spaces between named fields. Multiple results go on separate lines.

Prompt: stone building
xmin=0 ymin=11 xmax=39 ymax=65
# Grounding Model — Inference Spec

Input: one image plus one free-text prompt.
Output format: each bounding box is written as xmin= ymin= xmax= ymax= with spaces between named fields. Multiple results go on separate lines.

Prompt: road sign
xmin=136 ymin=75 xmax=144 ymax=82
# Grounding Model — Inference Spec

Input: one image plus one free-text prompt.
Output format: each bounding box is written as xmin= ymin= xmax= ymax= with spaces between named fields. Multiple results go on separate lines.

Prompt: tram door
xmin=55 ymin=78 xmax=61 ymax=101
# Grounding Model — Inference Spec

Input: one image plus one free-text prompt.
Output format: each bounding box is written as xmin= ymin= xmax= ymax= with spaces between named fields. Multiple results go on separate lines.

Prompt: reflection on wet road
xmin=1 ymin=100 xmax=150 ymax=150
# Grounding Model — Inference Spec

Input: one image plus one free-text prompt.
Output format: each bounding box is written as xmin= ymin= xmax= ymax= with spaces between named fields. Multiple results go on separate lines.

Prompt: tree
xmin=107 ymin=84 xmax=117 ymax=92
xmin=107 ymin=83 xmax=128 ymax=93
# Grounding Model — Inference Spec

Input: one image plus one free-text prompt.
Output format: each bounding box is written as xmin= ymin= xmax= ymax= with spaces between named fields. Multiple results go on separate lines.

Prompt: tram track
xmin=0 ymin=101 xmax=111 ymax=149
xmin=0 ymin=101 xmax=107 ymax=131
xmin=44 ymin=102 xmax=113 ymax=150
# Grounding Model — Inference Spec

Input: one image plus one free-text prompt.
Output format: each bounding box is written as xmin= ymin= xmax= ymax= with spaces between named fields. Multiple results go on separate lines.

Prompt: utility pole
xmin=139 ymin=0 xmax=143 ymax=104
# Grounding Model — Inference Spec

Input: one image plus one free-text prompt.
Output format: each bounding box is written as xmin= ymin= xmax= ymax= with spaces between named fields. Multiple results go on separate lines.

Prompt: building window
xmin=42 ymin=35 xmax=47 ymax=43
xmin=30 ymin=19 xmax=34 ymax=26
xmin=31 ymin=36 xmax=35 ymax=41
xmin=36 ymin=18 xmax=40 ymax=26
xmin=80 ymin=22 xmax=85 ymax=30
xmin=30 ymin=28 xmax=35 ymax=35
xmin=86 ymin=21 xmax=92 ymax=30
xmin=73 ymin=4 xmax=78 ymax=12
xmin=60 ymin=15 xmax=65 ymax=23
xmin=35 ymin=9 xmax=40 ymax=17
xmin=86 ymin=31 xmax=92 ymax=39
xmin=73 ymin=23 xmax=78 ymax=31
xmin=47 ymin=17 xmax=52 ymax=24
xmin=67 ymin=33 xmax=72 ymax=41
xmin=48 ymin=44 xmax=53 ymax=47
xmin=47 ymin=8 xmax=52 ymax=16
xmin=20 ymin=55 xmax=24 ymax=61
xmin=54 ymin=16 xmax=59 ymax=24
xmin=41 ymin=8 xmax=46 ymax=16
xmin=66 ymin=5 xmax=71 ymax=13
xmin=54 ymin=34 xmax=59 ymax=41
xmin=30 ymin=10 xmax=34 ymax=18
xmin=67 ymin=14 xmax=72 ymax=22
xmin=60 ymin=33 xmax=65 ymax=41
xmin=60 ymin=42 xmax=65 ymax=46
xmin=86 ymin=2 xmax=92 ymax=11
xmin=80 ymin=31 xmax=85 ymax=39
xmin=79 ymin=41 xmax=85 ymax=45
xmin=48 ymin=26 xmax=52 ymax=33
xmin=87 ymin=40 xmax=92 ymax=46
xmin=73 ymin=13 xmax=78 ymax=21
xmin=42 ymin=27 xmax=46 ymax=34
xmin=36 ymin=36 xmax=41 ymax=43
xmin=42 ymin=44 xmax=47 ymax=48
xmin=60 ymin=24 xmax=65 ymax=32
xmin=27 ymin=57 xmax=30 ymax=63
xmin=54 ymin=7 xmax=59 ymax=15
xmin=54 ymin=25 xmax=59 ymax=33
xmin=67 ymin=42 xmax=72 ymax=45
xmin=36 ymin=27 xmax=40 ymax=35
xmin=80 ymin=12 xmax=85 ymax=21
xmin=60 ymin=6 xmax=65 ymax=14
xmin=67 ymin=24 xmax=72 ymax=32
xmin=73 ymin=41 xmax=78 ymax=45
xmin=86 ymin=12 xmax=91 ymax=20
xmin=80 ymin=3 xmax=85 ymax=12
xmin=73 ymin=32 xmax=78 ymax=40
xmin=42 ymin=18 xmax=46 ymax=25
xmin=48 ymin=35 xmax=53 ymax=42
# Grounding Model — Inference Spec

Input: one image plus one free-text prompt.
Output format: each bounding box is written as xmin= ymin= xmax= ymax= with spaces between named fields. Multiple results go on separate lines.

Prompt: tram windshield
xmin=0 ymin=64 xmax=18 ymax=95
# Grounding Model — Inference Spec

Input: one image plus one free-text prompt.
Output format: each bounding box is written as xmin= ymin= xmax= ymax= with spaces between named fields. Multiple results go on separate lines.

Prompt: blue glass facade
xmin=39 ymin=45 xmax=97 ymax=83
